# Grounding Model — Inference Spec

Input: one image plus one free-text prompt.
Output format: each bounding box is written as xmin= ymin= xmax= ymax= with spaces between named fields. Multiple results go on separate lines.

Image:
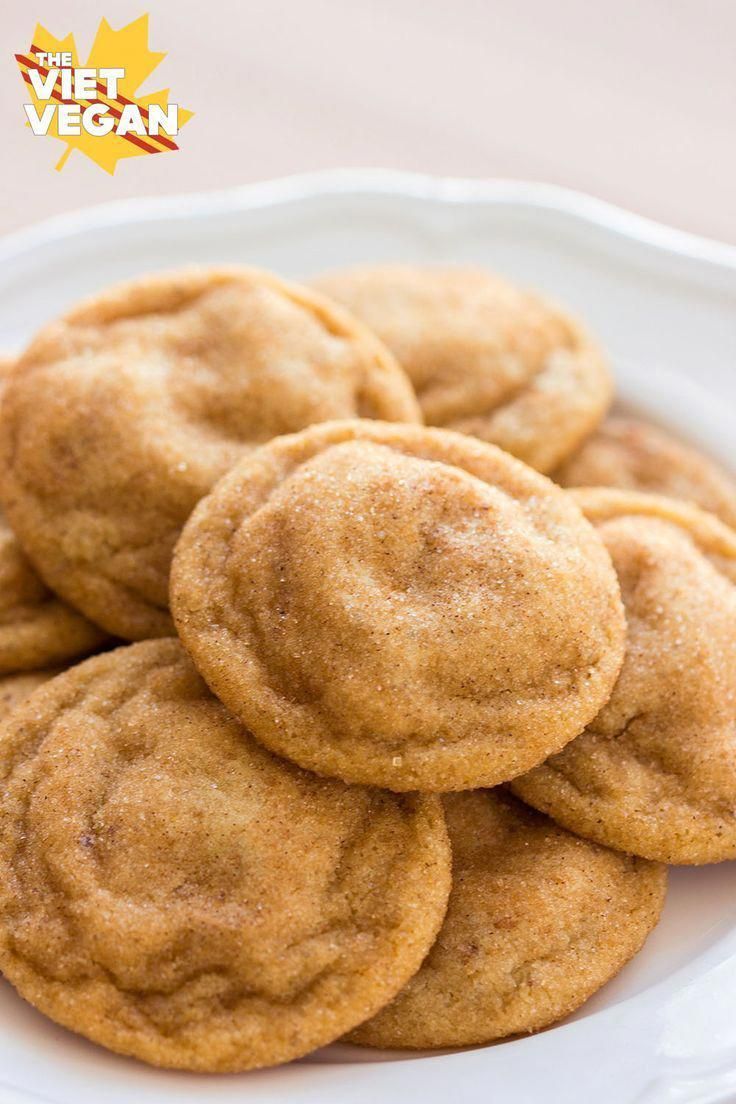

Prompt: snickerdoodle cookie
xmin=0 ymin=268 xmax=420 ymax=641
xmin=0 ymin=669 xmax=58 ymax=721
xmin=555 ymin=416 xmax=736 ymax=529
xmin=349 ymin=790 xmax=666 ymax=1049
xmin=512 ymin=489 xmax=736 ymax=864
xmin=313 ymin=265 xmax=612 ymax=472
xmin=0 ymin=358 xmax=105 ymax=670
xmin=0 ymin=511 xmax=107 ymax=672
xmin=0 ymin=639 xmax=451 ymax=1072
xmin=171 ymin=420 xmax=625 ymax=791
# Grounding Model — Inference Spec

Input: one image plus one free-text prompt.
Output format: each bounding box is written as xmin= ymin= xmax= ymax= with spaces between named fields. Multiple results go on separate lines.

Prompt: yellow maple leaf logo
xmin=15 ymin=14 xmax=193 ymax=174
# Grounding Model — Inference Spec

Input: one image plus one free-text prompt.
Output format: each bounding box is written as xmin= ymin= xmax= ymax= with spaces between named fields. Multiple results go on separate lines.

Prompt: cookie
xmin=0 ymin=268 xmax=420 ymax=641
xmin=171 ymin=420 xmax=625 ymax=791
xmin=555 ymin=416 xmax=736 ymax=529
xmin=512 ymin=489 xmax=736 ymax=864
xmin=313 ymin=265 xmax=612 ymax=472
xmin=0 ymin=357 xmax=106 ymax=670
xmin=0 ymin=354 xmax=15 ymax=380
xmin=0 ymin=669 xmax=59 ymax=721
xmin=349 ymin=791 xmax=666 ymax=1049
xmin=0 ymin=639 xmax=451 ymax=1072
xmin=0 ymin=511 xmax=107 ymax=672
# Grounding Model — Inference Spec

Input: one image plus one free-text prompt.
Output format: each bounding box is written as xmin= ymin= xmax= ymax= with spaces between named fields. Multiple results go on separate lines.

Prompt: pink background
xmin=3 ymin=0 xmax=735 ymax=243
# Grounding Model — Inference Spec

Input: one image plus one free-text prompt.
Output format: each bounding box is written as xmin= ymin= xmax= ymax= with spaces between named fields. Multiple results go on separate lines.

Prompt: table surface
xmin=4 ymin=0 xmax=736 ymax=244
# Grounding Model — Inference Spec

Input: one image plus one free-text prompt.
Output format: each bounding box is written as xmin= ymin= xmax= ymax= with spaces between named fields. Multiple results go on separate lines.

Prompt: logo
xmin=15 ymin=14 xmax=193 ymax=174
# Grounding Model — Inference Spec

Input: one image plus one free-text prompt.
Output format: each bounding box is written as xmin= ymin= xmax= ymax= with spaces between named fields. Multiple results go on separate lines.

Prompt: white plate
xmin=0 ymin=171 xmax=734 ymax=1104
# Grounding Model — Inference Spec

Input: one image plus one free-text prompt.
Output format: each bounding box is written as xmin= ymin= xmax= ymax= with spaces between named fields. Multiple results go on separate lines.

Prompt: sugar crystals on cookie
xmin=314 ymin=264 xmax=612 ymax=472
xmin=0 ymin=268 xmax=419 ymax=640
xmin=0 ymin=640 xmax=451 ymax=1072
xmin=171 ymin=420 xmax=626 ymax=791
xmin=349 ymin=790 xmax=666 ymax=1049
xmin=512 ymin=489 xmax=736 ymax=864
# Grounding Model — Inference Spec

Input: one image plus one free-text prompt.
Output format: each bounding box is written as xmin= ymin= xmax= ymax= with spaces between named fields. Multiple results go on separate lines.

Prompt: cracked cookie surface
xmin=348 ymin=790 xmax=666 ymax=1049
xmin=313 ymin=265 xmax=612 ymax=472
xmin=171 ymin=420 xmax=625 ymax=791
xmin=512 ymin=489 xmax=736 ymax=864
xmin=0 ymin=268 xmax=420 ymax=641
xmin=555 ymin=416 xmax=736 ymax=529
xmin=0 ymin=639 xmax=451 ymax=1072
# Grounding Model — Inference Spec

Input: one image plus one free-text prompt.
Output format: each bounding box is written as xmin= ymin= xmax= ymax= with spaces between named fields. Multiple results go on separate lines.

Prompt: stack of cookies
xmin=0 ymin=265 xmax=733 ymax=1073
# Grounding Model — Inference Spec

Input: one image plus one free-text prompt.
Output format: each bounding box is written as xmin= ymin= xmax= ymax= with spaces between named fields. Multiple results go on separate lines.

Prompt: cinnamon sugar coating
xmin=314 ymin=265 xmax=612 ymax=472
xmin=171 ymin=420 xmax=625 ymax=791
xmin=0 ymin=640 xmax=451 ymax=1071
xmin=512 ymin=489 xmax=736 ymax=863
xmin=555 ymin=416 xmax=736 ymax=528
xmin=0 ymin=357 xmax=106 ymax=668
xmin=350 ymin=790 xmax=666 ymax=1049
xmin=0 ymin=268 xmax=419 ymax=641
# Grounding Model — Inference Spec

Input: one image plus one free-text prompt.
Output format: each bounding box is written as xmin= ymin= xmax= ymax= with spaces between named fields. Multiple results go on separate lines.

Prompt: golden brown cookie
xmin=349 ymin=790 xmax=666 ymax=1049
xmin=0 ymin=669 xmax=58 ymax=721
xmin=0 ymin=354 xmax=15 ymax=379
xmin=0 ymin=357 xmax=105 ymax=670
xmin=313 ymin=265 xmax=612 ymax=472
xmin=0 ymin=512 xmax=107 ymax=672
xmin=555 ymin=416 xmax=736 ymax=529
xmin=512 ymin=489 xmax=736 ymax=864
xmin=171 ymin=420 xmax=625 ymax=791
xmin=0 ymin=639 xmax=451 ymax=1072
xmin=0 ymin=268 xmax=420 ymax=641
